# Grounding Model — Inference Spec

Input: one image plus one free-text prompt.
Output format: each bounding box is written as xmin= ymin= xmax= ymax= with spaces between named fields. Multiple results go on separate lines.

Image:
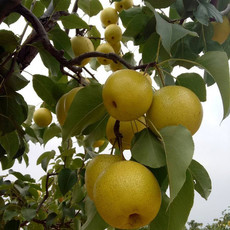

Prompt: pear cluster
xmin=98 ymin=1 xmax=133 ymax=70
xmin=85 ymin=154 xmax=162 ymax=230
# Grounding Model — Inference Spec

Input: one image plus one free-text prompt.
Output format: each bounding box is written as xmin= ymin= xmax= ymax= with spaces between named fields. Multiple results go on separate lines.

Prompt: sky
xmin=1 ymin=0 xmax=230 ymax=226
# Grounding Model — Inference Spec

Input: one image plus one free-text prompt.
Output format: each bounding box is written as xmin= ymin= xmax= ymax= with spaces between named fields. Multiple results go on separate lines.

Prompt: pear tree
xmin=0 ymin=0 xmax=230 ymax=229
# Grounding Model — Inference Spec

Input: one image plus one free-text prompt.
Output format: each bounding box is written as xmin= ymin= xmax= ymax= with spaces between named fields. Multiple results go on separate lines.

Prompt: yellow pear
xmin=114 ymin=0 xmax=133 ymax=12
xmin=71 ymin=36 xmax=94 ymax=67
xmin=93 ymin=139 xmax=105 ymax=148
xmin=140 ymin=71 xmax=152 ymax=85
xmin=110 ymin=60 xmax=124 ymax=72
xmin=106 ymin=116 xmax=146 ymax=149
xmin=100 ymin=7 xmax=118 ymax=27
xmin=104 ymin=24 xmax=122 ymax=45
xmin=111 ymin=41 xmax=121 ymax=54
xmin=146 ymin=85 xmax=203 ymax=135
xmin=96 ymin=43 xmax=115 ymax=65
xmin=33 ymin=108 xmax=52 ymax=127
xmin=94 ymin=160 xmax=162 ymax=229
xmin=85 ymin=154 xmax=123 ymax=200
xmin=211 ymin=16 xmax=230 ymax=44
xmin=102 ymin=69 xmax=153 ymax=121
xmin=56 ymin=87 xmax=82 ymax=126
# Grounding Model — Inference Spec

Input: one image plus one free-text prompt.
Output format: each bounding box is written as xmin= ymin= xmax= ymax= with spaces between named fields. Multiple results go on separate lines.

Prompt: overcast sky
xmin=1 ymin=0 xmax=230 ymax=226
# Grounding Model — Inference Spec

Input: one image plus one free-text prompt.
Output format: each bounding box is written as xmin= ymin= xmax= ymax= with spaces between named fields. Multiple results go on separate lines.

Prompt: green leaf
xmin=48 ymin=28 xmax=74 ymax=59
xmin=84 ymin=114 xmax=109 ymax=147
xmin=175 ymin=73 xmax=207 ymax=101
xmin=189 ymin=159 xmax=212 ymax=200
xmin=32 ymin=1 xmax=46 ymax=17
xmin=0 ymin=156 xmax=15 ymax=170
xmin=36 ymin=150 xmax=55 ymax=172
xmin=33 ymin=74 xmax=63 ymax=109
xmin=3 ymin=13 xmax=21 ymax=26
xmin=21 ymin=208 xmax=36 ymax=221
xmin=34 ymin=43 xmax=60 ymax=76
xmin=82 ymin=197 xmax=109 ymax=230
xmin=0 ymin=132 xmax=19 ymax=159
xmin=62 ymin=84 xmax=107 ymax=142
xmin=87 ymin=26 xmax=101 ymax=49
xmin=167 ymin=171 xmax=194 ymax=230
xmin=4 ymin=220 xmax=20 ymax=230
xmin=131 ymin=129 xmax=166 ymax=168
xmin=58 ymin=168 xmax=78 ymax=195
xmin=43 ymin=124 xmax=62 ymax=145
xmin=122 ymin=52 xmax=136 ymax=66
xmin=194 ymin=2 xmax=222 ymax=26
xmin=123 ymin=14 xmax=150 ymax=40
xmin=78 ymin=0 xmax=103 ymax=17
xmin=145 ymin=0 xmax=176 ymax=9
xmin=9 ymin=170 xmax=35 ymax=183
xmin=119 ymin=7 xmax=143 ymax=28
xmin=46 ymin=212 xmax=57 ymax=227
xmin=0 ymin=30 xmax=18 ymax=57
xmin=0 ymin=92 xmax=28 ymax=135
xmin=53 ymin=0 xmax=71 ymax=11
xmin=149 ymin=194 xmax=169 ymax=230
xmin=142 ymin=33 xmax=160 ymax=64
xmin=153 ymin=9 xmax=198 ymax=54
xmin=60 ymin=14 xmax=89 ymax=29
xmin=160 ymin=126 xmax=194 ymax=203
xmin=196 ymin=51 xmax=230 ymax=119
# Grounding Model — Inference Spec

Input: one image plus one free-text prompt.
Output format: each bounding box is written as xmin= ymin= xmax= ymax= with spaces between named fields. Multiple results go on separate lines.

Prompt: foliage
xmin=0 ymin=0 xmax=230 ymax=229
xmin=186 ymin=207 xmax=230 ymax=230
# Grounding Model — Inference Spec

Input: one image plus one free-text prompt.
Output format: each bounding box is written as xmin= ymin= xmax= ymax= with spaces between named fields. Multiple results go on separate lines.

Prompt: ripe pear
xmin=146 ymin=85 xmax=203 ymax=135
xmin=106 ymin=116 xmax=146 ymax=150
xmin=114 ymin=0 xmax=133 ymax=12
xmin=110 ymin=60 xmax=124 ymax=72
xmin=104 ymin=24 xmax=122 ymax=45
xmin=111 ymin=41 xmax=121 ymax=54
xmin=102 ymin=69 xmax=153 ymax=121
xmin=71 ymin=36 xmax=94 ymax=67
xmin=94 ymin=160 xmax=162 ymax=229
xmin=85 ymin=154 xmax=123 ymax=200
xmin=56 ymin=87 xmax=82 ymax=126
xmin=96 ymin=43 xmax=115 ymax=65
xmin=33 ymin=108 xmax=52 ymax=127
xmin=100 ymin=7 xmax=118 ymax=27
xmin=211 ymin=16 xmax=230 ymax=44
xmin=93 ymin=139 xmax=105 ymax=148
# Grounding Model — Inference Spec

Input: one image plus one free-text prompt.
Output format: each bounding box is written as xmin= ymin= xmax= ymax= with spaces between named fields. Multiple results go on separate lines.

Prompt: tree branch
xmin=17 ymin=11 xmax=68 ymax=70
xmin=14 ymin=4 xmax=82 ymax=76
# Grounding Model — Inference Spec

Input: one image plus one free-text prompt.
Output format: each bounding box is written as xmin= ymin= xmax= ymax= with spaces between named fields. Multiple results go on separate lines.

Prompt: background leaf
xmin=53 ymin=0 xmax=71 ymax=11
xmin=78 ymin=0 xmax=103 ymax=17
xmin=58 ymin=168 xmax=78 ymax=195
xmin=62 ymin=84 xmax=107 ymax=142
xmin=33 ymin=74 xmax=63 ymax=110
xmin=131 ymin=128 xmax=166 ymax=168
xmin=82 ymin=197 xmax=109 ymax=230
xmin=176 ymin=72 xmax=206 ymax=101
xmin=189 ymin=159 xmax=212 ymax=200
xmin=196 ymin=51 xmax=230 ymax=119
xmin=160 ymin=125 xmax=194 ymax=203
xmin=48 ymin=28 xmax=74 ymax=59
xmin=60 ymin=14 xmax=90 ymax=29
xmin=167 ymin=171 xmax=194 ymax=230
xmin=36 ymin=150 xmax=55 ymax=172
xmin=153 ymin=9 xmax=198 ymax=54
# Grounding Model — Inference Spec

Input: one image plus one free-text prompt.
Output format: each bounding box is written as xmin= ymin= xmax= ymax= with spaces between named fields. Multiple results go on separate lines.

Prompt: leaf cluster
xmin=0 ymin=0 xmax=230 ymax=229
